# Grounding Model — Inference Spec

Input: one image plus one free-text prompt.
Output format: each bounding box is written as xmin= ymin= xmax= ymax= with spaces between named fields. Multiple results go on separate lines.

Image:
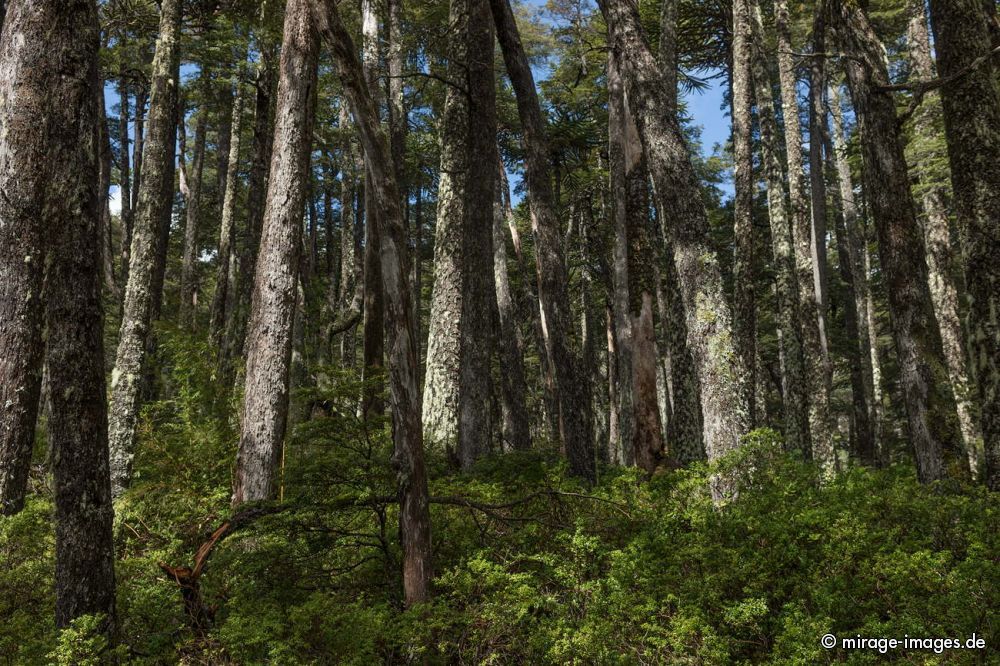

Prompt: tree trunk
xmin=457 ymin=0 xmax=497 ymax=469
xmin=108 ymin=0 xmax=181 ymax=497
xmin=774 ymin=0 xmax=834 ymax=468
xmin=927 ymin=0 xmax=1000 ymax=489
xmin=313 ymin=0 xmax=433 ymax=605
xmin=609 ymin=49 xmax=664 ymax=474
xmin=211 ymin=79 xmax=246 ymax=346
xmin=490 ymin=0 xmax=596 ymax=482
xmin=828 ymin=82 xmax=877 ymax=465
xmin=831 ymin=0 xmax=960 ymax=483
xmin=97 ymin=89 xmax=118 ymax=299
xmin=337 ymin=105 xmax=362 ymax=367
xmin=731 ymin=0 xmax=758 ymax=428
xmin=906 ymin=0 xmax=983 ymax=476
xmin=422 ymin=0 xmax=468 ymax=453
xmin=132 ymin=83 xmax=147 ymax=214
xmin=599 ymin=0 xmax=747 ymax=496
xmin=233 ymin=0 xmax=318 ymax=506
xmin=748 ymin=0 xmax=810 ymax=455
xmin=360 ymin=0 xmax=385 ymax=418
xmin=494 ymin=161 xmax=532 ymax=451
xmin=180 ymin=111 xmax=207 ymax=328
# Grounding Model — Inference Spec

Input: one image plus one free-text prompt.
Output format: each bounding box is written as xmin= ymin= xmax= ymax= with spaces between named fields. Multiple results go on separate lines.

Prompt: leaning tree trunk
xmin=831 ymin=0 xmax=961 ymax=483
xmin=599 ymin=0 xmax=748 ymax=496
xmin=233 ymin=0 xmax=318 ymax=506
xmin=748 ymin=0 xmax=810 ymax=455
xmin=336 ymin=104 xmax=363 ymax=367
xmin=494 ymin=160 xmax=532 ymax=451
xmin=906 ymin=0 xmax=983 ymax=475
xmin=490 ymin=0 xmax=596 ymax=482
xmin=827 ymin=82 xmax=877 ymax=465
xmin=774 ymin=0 xmax=834 ymax=468
xmin=108 ymin=0 xmax=181 ymax=497
xmin=927 ymin=0 xmax=1000 ymax=490
xmin=457 ymin=0 xmax=498 ymax=469
xmin=422 ymin=0 xmax=468 ymax=453
xmin=314 ymin=0 xmax=433 ymax=606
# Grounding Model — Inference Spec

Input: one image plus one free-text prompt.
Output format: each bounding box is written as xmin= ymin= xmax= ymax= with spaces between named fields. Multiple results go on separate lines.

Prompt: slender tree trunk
xmin=774 ymin=0 xmax=834 ymax=468
xmin=828 ymin=82 xmax=876 ymax=465
xmin=98 ymin=88 xmax=118 ymax=298
xmin=490 ymin=0 xmax=596 ymax=481
xmin=233 ymin=0 xmax=318 ymax=506
xmin=599 ymin=0 xmax=748 ymax=496
xmin=337 ymin=105 xmax=362 ymax=367
xmin=117 ymin=66 xmax=133 ymax=296
xmin=731 ymin=0 xmax=758 ymax=428
xmin=0 ymin=3 xmax=50 ymax=515
xmin=457 ymin=0 xmax=498 ymax=468
xmin=927 ymin=0 xmax=1000 ymax=489
xmin=422 ymin=0 xmax=468 ymax=453
xmin=132 ymin=83 xmax=147 ymax=215
xmin=211 ymin=79 xmax=246 ymax=345
xmin=494 ymin=160 xmax=531 ymax=451
xmin=360 ymin=0 xmax=385 ymax=418
xmin=906 ymin=0 xmax=983 ymax=476
xmin=108 ymin=0 xmax=181 ymax=497
xmin=180 ymin=112 xmax=207 ymax=328
xmin=314 ymin=0 xmax=433 ymax=605
xmin=831 ymin=0 xmax=961 ymax=483
xmin=808 ymin=0 xmax=832 ymax=351
xmin=748 ymin=0 xmax=810 ymax=455
xmin=230 ymin=42 xmax=276 ymax=362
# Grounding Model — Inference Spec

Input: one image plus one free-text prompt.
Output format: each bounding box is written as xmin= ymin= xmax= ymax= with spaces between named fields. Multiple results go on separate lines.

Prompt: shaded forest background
xmin=0 ymin=0 xmax=998 ymax=662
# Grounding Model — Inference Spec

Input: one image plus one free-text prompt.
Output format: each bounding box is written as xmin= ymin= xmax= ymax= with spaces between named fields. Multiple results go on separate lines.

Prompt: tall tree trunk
xmin=117 ymin=65 xmax=133 ymax=296
xmin=808 ymin=0 xmax=832 ymax=347
xmin=831 ymin=0 xmax=960 ymax=483
xmin=46 ymin=3 xmax=118 ymax=633
xmin=490 ymin=0 xmax=596 ymax=481
xmin=180 ymin=111 xmax=207 ymax=328
xmin=731 ymin=0 xmax=758 ymax=428
xmin=233 ymin=0 xmax=318 ymax=506
xmin=211 ymin=79 xmax=246 ymax=346
xmin=599 ymin=0 xmax=747 ymax=496
xmin=230 ymin=42 xmax=276 ymax=362
xmin=927 ymin=0 xmax=1000 ymax=489
xmin=0 ymin=2 xmax=51 ymax=515
xmin=748 ymin=0 xmax=810 ymax=455
xmin=457 ymin=0 xmax=497 ymax=469
xmin=828 ymin=82 xmax=876 ymax=465
xmin=609 ymin=49 xmax=664 ymax=473
xmin=132 ymin=83 xmax=147 ymax=215
xmin=337 ymin=105 xmax=362 ymax=367
xmin=906 ymin=0 xmax=983 ymax=476
xmin=774 ymin=0 xmax=834 ymax=468
xmin=314 ymin=0 xmax=433 ymax=605
xmin=494 ymin=161 xmax=531 ymax=451
xmin=98 ymin=88 xmax=118 ymax=299
xmin=422 ymin=0 xmax=468 ymax=453
xmin=108 ymin=0 xmax=182 ymax=497
xmin=360 ymin=0 xmax=385 ymax=418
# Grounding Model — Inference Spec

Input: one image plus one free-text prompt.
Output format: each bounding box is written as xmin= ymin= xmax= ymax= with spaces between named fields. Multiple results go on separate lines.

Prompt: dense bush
xmin=1 ymin=334 xmax=996 ymax=663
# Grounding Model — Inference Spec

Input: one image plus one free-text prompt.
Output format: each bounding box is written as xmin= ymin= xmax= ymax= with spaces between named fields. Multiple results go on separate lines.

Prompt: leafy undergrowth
xmin=1 ymin=340 xmax=997 ymax=663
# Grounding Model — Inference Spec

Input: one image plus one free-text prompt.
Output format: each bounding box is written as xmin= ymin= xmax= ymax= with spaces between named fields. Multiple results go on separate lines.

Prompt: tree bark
xmin=599 ymin=0 xmax=748 ymax=496
xmin=494 ymin=161 xmax=532 ymax=451
xmin=828 ymin=82 xmax=877 ymax=465
xmin=927 ymin=0 xmax=1000 ymax=489
xmin=180 ymin=109 xmax=207 ymax=328
xmin=233 ymin=0 xmax=318 ymax=506
xmin=490 ymin=0 xmax=595 ymax=482
xmin=731 ymin=0 xmax=758 ymax=428
xmin=108 ymin=0 xmax=181 ymax=497
xmin=337 ymin=105 xmax=363 ymax=367
xmin=457 ymin=0 xmax=498 ymax=469
xmin=422 ymin=0 xmax=469 ymax=453
xmin=313 ymin=0 xmax=433 ymax=605
xmin=748 ymin=0 xmax=810 ymax=455
xmin=831 ymin=0 xmax=961 ymax=483
xmin=774 ymin=0 xmax=834 ymax=468
xmin=906 ymin=0 xmax=983 ymax=476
